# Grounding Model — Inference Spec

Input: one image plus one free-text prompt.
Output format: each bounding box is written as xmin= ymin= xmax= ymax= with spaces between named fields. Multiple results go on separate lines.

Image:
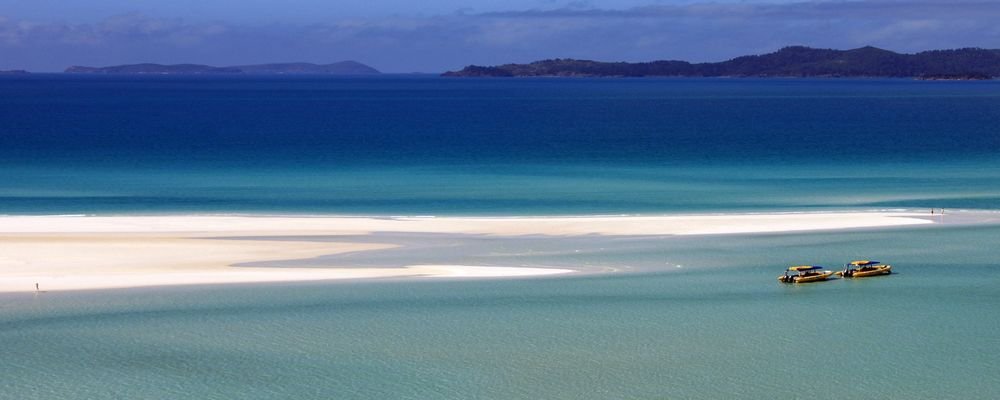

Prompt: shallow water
xmin=3 ymin=223 xmax=999 ymax=399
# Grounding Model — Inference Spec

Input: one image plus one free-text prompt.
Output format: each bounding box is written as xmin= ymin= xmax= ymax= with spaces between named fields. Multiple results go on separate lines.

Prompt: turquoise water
xmin=3 ymin=224 xmax=1000 ymax=399
xmin=2 ymin=76 xmax=1000 ymax=398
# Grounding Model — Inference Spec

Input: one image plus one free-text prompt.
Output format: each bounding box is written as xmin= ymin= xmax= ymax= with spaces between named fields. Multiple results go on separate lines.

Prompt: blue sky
xmin=2 ymin=0 xmax=1000 ymax=72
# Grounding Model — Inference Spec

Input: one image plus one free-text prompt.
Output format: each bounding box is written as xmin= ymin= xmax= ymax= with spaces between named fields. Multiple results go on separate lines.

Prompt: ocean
xmin=2 ymin=75 xmax=1000 ymax=215
xmin=2 ymin=75 xmax=1000 ymax=399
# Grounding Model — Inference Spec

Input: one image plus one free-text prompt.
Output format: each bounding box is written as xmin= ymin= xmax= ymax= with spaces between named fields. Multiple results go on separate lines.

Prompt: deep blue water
xmin=2 ymin=75 xmax=1000 ymax=215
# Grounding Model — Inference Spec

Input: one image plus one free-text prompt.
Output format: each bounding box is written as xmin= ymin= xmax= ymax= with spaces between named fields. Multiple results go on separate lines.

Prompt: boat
xmin=837 ymin=260 xmax=892 ymax=278
xmin=778 ymin=265 xmax=835 ymax=283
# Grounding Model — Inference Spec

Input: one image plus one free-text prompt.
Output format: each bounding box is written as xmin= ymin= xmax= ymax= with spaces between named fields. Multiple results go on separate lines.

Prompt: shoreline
xmin=0 ymin=211 xmax=937 ymax=293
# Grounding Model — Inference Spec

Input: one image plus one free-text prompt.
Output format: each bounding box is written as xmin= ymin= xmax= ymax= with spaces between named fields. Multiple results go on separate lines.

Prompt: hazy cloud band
xmin=3 ymin=1 xmax=1000 ymax=72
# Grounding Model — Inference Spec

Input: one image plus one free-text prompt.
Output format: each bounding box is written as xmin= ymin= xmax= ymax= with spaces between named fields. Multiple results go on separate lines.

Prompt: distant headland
xmin=443 ymin=46 xmax=1000 ymax=79
xmin=64 ymin=61 xmax=379 ymax=75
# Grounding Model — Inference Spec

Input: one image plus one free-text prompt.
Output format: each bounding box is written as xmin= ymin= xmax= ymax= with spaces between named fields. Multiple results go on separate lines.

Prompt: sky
xmin=2 ymin=0 xmax=1000 ymax=72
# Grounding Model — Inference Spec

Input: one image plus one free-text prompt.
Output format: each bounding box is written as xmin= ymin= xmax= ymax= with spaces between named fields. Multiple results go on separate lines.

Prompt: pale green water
xmin=3 ymin=222 xmax=999 ymax=399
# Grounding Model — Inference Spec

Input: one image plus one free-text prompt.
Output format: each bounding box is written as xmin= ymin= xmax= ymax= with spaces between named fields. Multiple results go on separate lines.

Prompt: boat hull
xmin=842 ymin=265 xmax=892 ymax=278
xmin=778 ymin=271 xmax=834 ymax=283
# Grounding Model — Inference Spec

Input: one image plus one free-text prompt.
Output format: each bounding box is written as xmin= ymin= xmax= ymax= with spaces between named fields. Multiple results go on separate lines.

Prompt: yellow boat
xmin=778 ymin=265 xmax=835 ymax=283
xmin=837 ymin=260 xmax=892 ymax=278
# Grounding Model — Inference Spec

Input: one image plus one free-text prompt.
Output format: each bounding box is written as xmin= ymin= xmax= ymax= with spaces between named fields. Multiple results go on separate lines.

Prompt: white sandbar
xmin=0 ymin=212 xmax=931 ymax=293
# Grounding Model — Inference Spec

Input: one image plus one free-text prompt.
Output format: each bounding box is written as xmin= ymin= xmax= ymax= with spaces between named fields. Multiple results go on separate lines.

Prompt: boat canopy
xmin=850 ymin=260 xmax=879 ymax=266
xmin=788 ymin=265 xmax=823 ymax=271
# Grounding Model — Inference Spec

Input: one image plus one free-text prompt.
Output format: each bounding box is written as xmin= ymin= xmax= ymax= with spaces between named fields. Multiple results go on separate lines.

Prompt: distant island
xmin=0 ymin=69 xmax=30 ymax=75
xmin=65 ymin=61 xmax=379 ymax=75
xmin=443 ymin=46 xmax=1000 ymax=79
xmin=229 ymin=61 xmax=378 ymax=74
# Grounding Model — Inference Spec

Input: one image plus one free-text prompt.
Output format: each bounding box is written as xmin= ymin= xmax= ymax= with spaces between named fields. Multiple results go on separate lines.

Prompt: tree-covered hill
xmin=443 ymin=46 xmax=1000 ymax=79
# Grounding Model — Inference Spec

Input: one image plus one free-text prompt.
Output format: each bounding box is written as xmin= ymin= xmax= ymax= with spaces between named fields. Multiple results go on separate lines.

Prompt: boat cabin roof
xmin=788 ymin=265 xmax=823 ymax=272
xmin=850 ymin=260 xmax=880 ymax=266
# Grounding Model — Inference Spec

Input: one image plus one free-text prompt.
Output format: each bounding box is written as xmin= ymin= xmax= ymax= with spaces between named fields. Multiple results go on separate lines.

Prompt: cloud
xmin=483 ymin=1 xmax=1000 ymax=19
xmin=0 ymin=12 xmax=228 ymax=47
xmin=3 ymin=1 xmax=1000 ymax=72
